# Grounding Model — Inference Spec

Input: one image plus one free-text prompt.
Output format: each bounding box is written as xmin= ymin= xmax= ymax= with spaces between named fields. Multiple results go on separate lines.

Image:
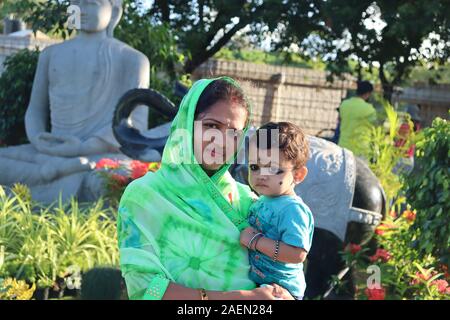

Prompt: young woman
xmin=117 ymin=77 xmax=294 ymax=300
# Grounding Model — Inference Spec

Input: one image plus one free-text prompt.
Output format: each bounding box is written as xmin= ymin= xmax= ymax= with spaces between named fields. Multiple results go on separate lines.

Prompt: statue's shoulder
xmin=110 ymin=38 xmax=149 ymax=68
xmin=40 ymin=38 xmax=77 ymax=58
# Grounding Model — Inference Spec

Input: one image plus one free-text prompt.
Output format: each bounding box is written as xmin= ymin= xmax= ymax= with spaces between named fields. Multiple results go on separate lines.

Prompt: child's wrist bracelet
xmin=253 ymin=234 xmax=263 ymax=251
xmin=247 ymin=232 xmax=263 ymax=250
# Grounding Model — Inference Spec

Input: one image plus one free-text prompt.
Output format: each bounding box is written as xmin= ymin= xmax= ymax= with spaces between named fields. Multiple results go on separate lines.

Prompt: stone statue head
xmin=72 ymin=0 xmax=123 ymax=37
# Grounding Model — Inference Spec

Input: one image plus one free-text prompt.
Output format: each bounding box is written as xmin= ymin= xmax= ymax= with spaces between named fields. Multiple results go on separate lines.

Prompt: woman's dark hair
xmin=195 ymin=79 xmax=249 ymax=121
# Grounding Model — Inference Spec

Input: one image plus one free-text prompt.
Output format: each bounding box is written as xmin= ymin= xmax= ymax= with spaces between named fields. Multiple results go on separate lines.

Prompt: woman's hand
xmin=239 ymin=226 xmax=258 ymax=248
xmin=249 ymin=284 xmax=294 ymax=300
xmin=249 ymin=286 xmax=278 ymax=300
xmin=271 ymin=283 xmax=295 ymax=300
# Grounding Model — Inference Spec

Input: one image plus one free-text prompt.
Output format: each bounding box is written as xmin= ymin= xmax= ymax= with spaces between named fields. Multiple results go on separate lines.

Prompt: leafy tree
xmin=146 ymin=0 xmax=304 ymax=73
xmin=276 ymin=0 xmax=450 ymax=100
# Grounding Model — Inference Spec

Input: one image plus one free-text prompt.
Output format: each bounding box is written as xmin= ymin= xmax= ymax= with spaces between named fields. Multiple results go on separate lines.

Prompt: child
xmin=239 ymin=121 xmax=314 ymax=300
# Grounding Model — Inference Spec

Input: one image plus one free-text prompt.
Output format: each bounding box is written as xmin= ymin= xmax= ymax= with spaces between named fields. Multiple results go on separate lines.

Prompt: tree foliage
xmin=2 ymin=1 xmax=450 ymax=99
xmin=276 ymin=0 xmax=450 ymax=100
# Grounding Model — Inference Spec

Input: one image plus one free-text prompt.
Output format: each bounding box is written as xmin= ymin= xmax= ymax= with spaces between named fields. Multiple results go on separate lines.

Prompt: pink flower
xmin=431 ymin=279 xmax=449 ymax=294
xmin=346 ymin=243 xmax=362 ymax=255
xmin=365 ymin=287 xmax=386 ymax=300
xmin=369 ymin=248 xmax=392 ymax=263
xmin=96 ymin=158 xmax=120 ymax=170
xmin=130 ymin=160 xmax=149 ymax=180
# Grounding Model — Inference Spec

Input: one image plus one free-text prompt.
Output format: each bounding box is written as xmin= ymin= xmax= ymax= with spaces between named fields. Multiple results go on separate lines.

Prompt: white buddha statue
xmin=0 ymin=0 xmax=152 ymax=203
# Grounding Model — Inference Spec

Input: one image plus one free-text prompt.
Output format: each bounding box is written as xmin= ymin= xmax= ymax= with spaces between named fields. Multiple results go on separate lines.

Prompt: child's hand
xmin=239 ymin=226 xmax=258 ymax=248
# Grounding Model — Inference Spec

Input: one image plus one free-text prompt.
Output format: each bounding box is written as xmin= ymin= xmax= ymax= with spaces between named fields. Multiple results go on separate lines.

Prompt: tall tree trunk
xmin=379 ymin=63 xmax=394 ymax=102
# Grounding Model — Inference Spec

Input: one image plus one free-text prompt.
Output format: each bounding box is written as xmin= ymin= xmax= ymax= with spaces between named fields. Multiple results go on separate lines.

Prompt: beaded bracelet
xmin=273 ymin=240 xmax=280 ymax=262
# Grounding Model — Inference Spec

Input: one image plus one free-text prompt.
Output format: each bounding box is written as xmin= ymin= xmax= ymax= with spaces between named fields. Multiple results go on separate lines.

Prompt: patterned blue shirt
xmin=247 ymin=194 xmax=314 ymax=298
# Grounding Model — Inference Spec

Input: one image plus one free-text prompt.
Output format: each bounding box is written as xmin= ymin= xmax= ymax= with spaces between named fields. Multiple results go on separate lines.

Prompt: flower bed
xmin=334 ymin=109 xmax=449 ymax=300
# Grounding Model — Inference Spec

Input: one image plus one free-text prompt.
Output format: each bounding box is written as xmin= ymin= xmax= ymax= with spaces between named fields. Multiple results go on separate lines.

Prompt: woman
xmin=118 ymin=77 xmax=294 ymax=300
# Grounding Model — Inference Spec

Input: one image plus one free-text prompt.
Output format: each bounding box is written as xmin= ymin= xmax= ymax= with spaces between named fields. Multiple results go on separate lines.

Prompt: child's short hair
xmin=255 ymin=122 xmax=310 ymax=168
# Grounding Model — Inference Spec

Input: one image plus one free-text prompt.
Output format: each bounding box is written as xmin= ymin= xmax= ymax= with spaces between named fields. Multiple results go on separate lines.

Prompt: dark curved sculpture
xmin=112 ymin=88 xmax=178 ymax=160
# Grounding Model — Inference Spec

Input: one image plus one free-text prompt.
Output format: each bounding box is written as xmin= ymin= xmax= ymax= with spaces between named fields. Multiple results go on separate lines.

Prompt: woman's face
xmin=193 ymin=100 xmax=247 ymax=174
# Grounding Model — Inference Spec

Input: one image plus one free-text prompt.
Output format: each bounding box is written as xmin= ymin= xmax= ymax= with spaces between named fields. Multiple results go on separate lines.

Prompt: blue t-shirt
xmin=247 ymin=194 xmax=314 ymax=298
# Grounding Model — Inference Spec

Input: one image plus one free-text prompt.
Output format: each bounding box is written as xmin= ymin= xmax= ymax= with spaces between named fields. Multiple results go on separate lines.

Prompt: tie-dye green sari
xmin=117 ymin=77 xmax=257 ymax=299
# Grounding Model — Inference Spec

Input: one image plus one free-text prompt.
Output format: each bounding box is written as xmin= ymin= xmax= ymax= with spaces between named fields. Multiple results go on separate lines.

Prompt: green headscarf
xmin=118 ymin=77 xmax=257 ymax=299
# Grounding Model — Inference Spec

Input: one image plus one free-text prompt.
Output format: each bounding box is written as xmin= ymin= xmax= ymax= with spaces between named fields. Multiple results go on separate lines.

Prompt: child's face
xmin=248 ymin=148 xmax=308 ymax=197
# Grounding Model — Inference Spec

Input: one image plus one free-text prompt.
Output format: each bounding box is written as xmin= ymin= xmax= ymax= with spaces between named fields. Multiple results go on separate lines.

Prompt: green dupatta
xmin=117 ymin=77 xmax=257 ymax=299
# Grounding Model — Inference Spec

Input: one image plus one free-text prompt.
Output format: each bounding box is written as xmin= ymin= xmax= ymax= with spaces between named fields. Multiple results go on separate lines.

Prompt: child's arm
xmin=254 ymin=236 xmax=307 ymax=264
xmin=240 ymin=227 xmax=307 ymax=264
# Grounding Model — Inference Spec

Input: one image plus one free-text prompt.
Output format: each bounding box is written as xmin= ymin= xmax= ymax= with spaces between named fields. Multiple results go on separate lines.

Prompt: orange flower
xmin=96 ymin=158 xmax=120 ymax=170
xmin=345 ymin=243 xmax=362 ymax=255
xmin=369 ymin=248 xmax=392 ymax=263
xmin=402 ymin=210 xmax=416 ymax=222
xmin=365 ymin=287 xmax=385 ymax=300
xmin=389 ymin=210 xmax=397 ymax=218
xmin=130 ymin=160 xmax=149 ymax=180
xmin=375 ymin=223 xmax=396 ymax=236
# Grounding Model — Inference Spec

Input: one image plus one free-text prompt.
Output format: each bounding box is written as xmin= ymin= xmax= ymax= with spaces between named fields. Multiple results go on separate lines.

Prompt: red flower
xmin=96 ymin=158 xmax=120 ymax=170
xmin=369 ymin=248 xmax=392 ymax=263
xmin=130 ymin=160 xmax=149 ymax=180
xmin=365 ymin=287 xmax=385 ymax=300
xmin=431 ymin=279 xmax=449 ymax=294
xmin=402 ymin=210 xmax=416 ymax=222
xmin=111 ymin=174 xmax=129 ymax=186
xmin=440 ymin=264 xmax=449 ymax=279
xmin=346 ymin=243 xmax=362 ymax=255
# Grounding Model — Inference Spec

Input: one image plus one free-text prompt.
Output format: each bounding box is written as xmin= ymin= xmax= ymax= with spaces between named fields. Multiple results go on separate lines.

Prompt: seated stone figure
xmin=0 ymin=0 xmax=151 ymax=203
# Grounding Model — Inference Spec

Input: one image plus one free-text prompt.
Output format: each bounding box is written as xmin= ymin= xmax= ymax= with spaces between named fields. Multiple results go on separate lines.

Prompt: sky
xmin=141 ymin=0 xmax=154 ymax=10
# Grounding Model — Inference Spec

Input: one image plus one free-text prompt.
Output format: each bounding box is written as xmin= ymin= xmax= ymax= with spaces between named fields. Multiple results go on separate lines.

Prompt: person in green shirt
xmin=338 ymin=81 xmax=377 ymax=155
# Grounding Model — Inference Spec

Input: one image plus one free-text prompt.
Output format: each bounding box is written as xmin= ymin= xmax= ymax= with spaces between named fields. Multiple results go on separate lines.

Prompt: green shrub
xmin=0 ymin=184 xmax=118 ymax=290
xmin=406 ymin=117 xmax=450 ymax=266
xmin=0 ymin=49 xmax=39 ymax=146
xmin=357 ymin=102 xmax=417 ymax=203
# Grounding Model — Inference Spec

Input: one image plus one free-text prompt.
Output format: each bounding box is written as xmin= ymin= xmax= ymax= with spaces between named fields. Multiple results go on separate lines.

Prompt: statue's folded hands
xmin=34 ymin=132 xmax=82 ymax=157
